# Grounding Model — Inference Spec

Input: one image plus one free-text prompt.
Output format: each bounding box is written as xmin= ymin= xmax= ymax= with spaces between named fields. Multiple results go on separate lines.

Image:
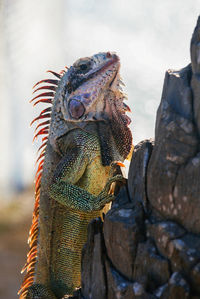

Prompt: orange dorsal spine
xmin=18 ymin=69 xmax=64 ymax=298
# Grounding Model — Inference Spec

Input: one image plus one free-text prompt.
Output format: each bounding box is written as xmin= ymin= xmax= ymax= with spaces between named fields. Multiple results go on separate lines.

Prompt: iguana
xmin=18 ymin=52 xmax=132 ymax=299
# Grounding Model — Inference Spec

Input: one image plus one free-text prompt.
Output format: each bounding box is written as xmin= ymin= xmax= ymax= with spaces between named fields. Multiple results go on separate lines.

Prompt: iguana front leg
xmin=49 ymin=146 xmax=124 ymax=211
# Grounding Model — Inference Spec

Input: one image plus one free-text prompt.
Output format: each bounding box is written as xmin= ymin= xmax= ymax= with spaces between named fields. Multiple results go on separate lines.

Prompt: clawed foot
xmin=95 ymin=174 xmax=125 ymax=209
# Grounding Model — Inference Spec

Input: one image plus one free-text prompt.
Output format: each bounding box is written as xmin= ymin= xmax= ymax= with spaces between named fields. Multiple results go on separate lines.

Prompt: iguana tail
xmin=18 ymin=70 xmax=63 ymax=298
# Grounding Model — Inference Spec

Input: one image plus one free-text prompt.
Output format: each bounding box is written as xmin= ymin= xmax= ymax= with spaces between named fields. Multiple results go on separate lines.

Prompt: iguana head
xmin=60 ymin=52 xmax=129 ymax=124
xmin=31 ymin=52 xmax=132 ymax=164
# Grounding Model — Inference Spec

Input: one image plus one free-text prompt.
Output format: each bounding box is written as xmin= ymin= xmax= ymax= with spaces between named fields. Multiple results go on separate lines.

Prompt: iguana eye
xmin=80 ymin=63 xmax=89 ymax=71
xmin=78 ymin=61 xmax=91 ymax=73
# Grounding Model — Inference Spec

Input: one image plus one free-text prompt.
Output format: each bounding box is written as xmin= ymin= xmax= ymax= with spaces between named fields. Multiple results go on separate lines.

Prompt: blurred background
xmin=0 ymin=0 xmax=199 ymax=298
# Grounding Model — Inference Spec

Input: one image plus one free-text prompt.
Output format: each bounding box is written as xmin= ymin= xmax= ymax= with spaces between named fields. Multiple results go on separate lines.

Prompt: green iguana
xmin=18 ymin=52 xmax=132 ymax=298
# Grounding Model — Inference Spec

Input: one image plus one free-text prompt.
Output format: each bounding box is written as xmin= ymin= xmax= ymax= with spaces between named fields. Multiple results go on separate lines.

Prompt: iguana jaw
xmin=80 ymin=53 xmax=119 ymax=84
xmin=68 ymin=52 xmax=120 ymax=93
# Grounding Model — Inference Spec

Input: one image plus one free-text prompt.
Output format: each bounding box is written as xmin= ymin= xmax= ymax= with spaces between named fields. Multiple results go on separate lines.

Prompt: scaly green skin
xmin=27 ymin=129 xmax=123 ymax=299
xmin=19 ymin=52 xmax=132 ymax=299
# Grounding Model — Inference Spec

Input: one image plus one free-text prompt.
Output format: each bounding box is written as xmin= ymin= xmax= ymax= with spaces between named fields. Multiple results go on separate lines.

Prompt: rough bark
xmin=71 ymin=16 xmax=200 ymax=299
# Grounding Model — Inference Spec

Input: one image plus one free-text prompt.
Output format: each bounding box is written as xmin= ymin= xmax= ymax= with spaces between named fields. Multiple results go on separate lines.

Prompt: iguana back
xmin=18 ymin=52 xmax=132 ymax=298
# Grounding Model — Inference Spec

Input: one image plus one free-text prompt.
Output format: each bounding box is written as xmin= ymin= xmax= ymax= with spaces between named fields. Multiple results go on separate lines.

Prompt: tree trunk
xmin=71 ymin=16 xmax=200 ymax=299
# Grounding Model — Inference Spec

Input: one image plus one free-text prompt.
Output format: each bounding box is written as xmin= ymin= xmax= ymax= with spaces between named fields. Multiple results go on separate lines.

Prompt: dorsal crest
xmin=18 ymin=68 xmax=65 ymax=298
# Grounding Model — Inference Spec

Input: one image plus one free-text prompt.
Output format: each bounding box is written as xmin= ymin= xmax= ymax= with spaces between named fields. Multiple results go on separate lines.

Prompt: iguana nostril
xmin=106 ymin=52 xmax=112 ymax=58
xmin=68 ymin=98 xmax=85 ymax=119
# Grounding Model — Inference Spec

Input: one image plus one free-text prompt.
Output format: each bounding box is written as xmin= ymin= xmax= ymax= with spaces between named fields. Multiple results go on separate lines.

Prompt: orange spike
xmin=30 ymin=113 xmax=51 ymax=126
xmin=47 ymin=70 xmax=61 ymax=78
xmin=36 ymin=148 xmax=45 ymax=157
xmin=35 ymin=184 xmax=41 ymax=195
xmin=34 ymin=131 xmax=48 ymax=141
xmin=35 ymin=120 xmax=50 ymax=132
xmin=19 ymin=284 xmax=31 ymax=296
xmin=35 ymin=189 xmax=41 ymax=198
xmin=33 ymin=129 xmax=49 ymax=142
xmin=35 ymin=172 xmax=42 ymax=187
xmin=34 ymin=205 xmax=39 ymax=215
xmin=28 ymin=230 xmax=39 ymax=245
xmin=35 ymin=185 xmax=41 ymax=196
xmin=21 ymin=276 xmax=34 ymax=288
xmin=34 ymin=203 xmax=39 ymax=212
xmin=27 ymin=250 xmax=37 ymax=263
xmin=29 ymin=238 xmax=38 ymax=249
xmin=33 ymin=208 xmax=39 ymax=220
xmin=32 ymin=215 xmax=38 ymax=224
xmin=35 ymin=181 xmax=41 ymax=193
xmin=35 ymin=158 xmax=44 ymax=173
xmin=22 ymin=275 xmax=34 ymax=285
xmin=35 ymin=180 xmax=41 ymax=192
xmin=33 ymin=79 xmax=59 ymax=89
xmin=35 ymin=171 xmax=42 ymax=184
xmin=34 ymin=125 xmax=49 ymax=137
xmin=20 ymin=281 xmax=34 ymax=292
xmin=24 ymin=267 xmax=35 ymax=277
xmin=35 ymin=168 xmax=43 ymax=181
xmin=29 ymin=233 xmax=39 ymax=248
xmin=21 ymin=270 xmax=35 ymax=285
xmin=33 ymin=85 xmax=56 ymax=94
xmin=60 ymin=69 xmax=66 ymax=75
xmin=28 ymin=228 xmax=39 ymax=244
xmin=19 ymin=290 xmax=28 ymax=298
xmin=42 ymin=136 xmax=48 ymax=142
xmin=17 ymin=289 xmax=23 ymax=296
xmin=37 ymin=141 xmax=47 ymax=153
xmin=34 ymin=195 xmax=40 ymax=205
xmin=29 ymin=217 xmax=38 ymax=228
xmin=30 ymin=92 xmax=54 ymax=103
xmin=28 ymin=230 xmax=35 ymax=244
xmin=21 ymin=262 xmax=28 ymax=274
xmin=33 ymin=98 xmax=53 ymax=106
xmin=36 ymin=160 xmax=44 ymax=170
xmin=29 ymin=253 xmax=37 ymax=263
xmin=35 ymin=152 xmax=45 ymax=166
xmin=34 ymin=200 xmax=39 ymax=210
xmin=27 ymin=251 xmax=37 ymax=263
xmin=40 ymin=107 xmax=52 ymax=114
xmin=27 ymin=245 xmax=37 ymax=257
xmin=33 ymin=200 xmax=39 ymax=211
xmin=23 ymin=291 xmax=29 ymax=298
xmin=29 ymin=221 xmax=39 ymax=237
xmin=33 ymin=209 xmax=39 ymax=219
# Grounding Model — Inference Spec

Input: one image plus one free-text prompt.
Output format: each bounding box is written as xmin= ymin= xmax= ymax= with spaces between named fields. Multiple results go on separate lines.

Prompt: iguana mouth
xmin=70 ymin=53 xmax=120 ymax=93
xmin=83 ymin=53 xmax=119 ymax=81
xmin=91 ymin=53 xmax=120 ymax=79
xmin=88 ymin=53 xmax=120 ymax=90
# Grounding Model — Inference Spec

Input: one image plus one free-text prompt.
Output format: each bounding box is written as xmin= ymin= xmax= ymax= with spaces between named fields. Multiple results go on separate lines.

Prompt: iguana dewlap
xmin=18 ymin=52 xmax=132 ymax=298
